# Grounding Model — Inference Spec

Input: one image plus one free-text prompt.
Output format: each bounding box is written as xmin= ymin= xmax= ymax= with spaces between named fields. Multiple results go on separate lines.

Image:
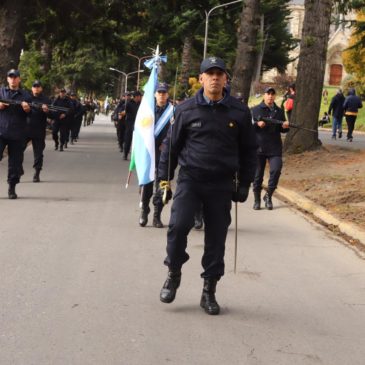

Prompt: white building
xmin=263 ymin=0 xmax=355 ymax=86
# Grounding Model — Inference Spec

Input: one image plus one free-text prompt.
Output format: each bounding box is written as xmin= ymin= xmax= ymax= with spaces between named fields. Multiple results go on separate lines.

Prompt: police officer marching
xmin=158 ymin=57 xmax=257 ymax=315
xmin=139 ymin=82 xmax=172 ymax=228
xmin=251 ymin=87 xmax=289 ymax=210
xmin=0 ymin=69 xmax=31 ymax=199
xmin=24 ymin=80 xmax=53 ymax=183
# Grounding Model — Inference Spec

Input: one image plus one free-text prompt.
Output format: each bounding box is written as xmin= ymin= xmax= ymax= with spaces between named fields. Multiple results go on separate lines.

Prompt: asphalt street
xmin=1 ymin=114 xmax=365 ymax=365
xmin=319 ymin=128 xmax=365 ymax=149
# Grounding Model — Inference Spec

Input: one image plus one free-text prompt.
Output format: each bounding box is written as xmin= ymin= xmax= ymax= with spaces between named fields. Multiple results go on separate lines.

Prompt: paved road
xmin=1 ymin=115 xmax=365 ymax=365
xmin=319 ymin=128 xmax=365 ymax=149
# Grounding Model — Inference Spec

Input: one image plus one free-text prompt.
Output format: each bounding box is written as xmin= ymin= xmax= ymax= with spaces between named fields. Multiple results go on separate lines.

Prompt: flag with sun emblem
xmin=129 ymin=46 xmax=166 ymax=185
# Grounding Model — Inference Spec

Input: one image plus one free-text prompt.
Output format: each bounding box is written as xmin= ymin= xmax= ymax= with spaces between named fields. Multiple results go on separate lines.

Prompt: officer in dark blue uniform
xmin=158 ymin=57 xmax=257 ymax=315
xmin=139 ymin=83 xmax=171 ymax=228
xmin=0 ymin=69 xmax=31 ymax=199
xmin=70 ymin=92 xmax=85 ymax=144
xmin=112 ymin=95 xmax=127 ymax=153
xmin=24 ymin=80 xmax=53 ymax=182
xmin=251 ymin=87 xmax=289 ymax=210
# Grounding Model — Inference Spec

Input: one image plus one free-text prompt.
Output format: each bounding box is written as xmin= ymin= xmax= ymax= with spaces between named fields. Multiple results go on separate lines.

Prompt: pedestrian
xmin=328 ymin=88 xmax=345 ymax=139
xmin=24 ymin=80 xmax=53 ymax=182
xmin=158 ymin=57 xmax=257 ymax=315
xmin=139 ymin=84 xmax=171 ymax=228
xmin=69 ymin=92 xmax=85 ymax=143
xmin=121 ymin=91 xmax=141 ymax=160
xmin=0 ymin=69 xmax=31 ymax=199
xmin=318 ymin=111 xmax=330 ymax=127
xmin=343 ymin=88 xmax=363 ymax=142
xmin=52 ymin=88 xmax=74 ymax=151
xmin=251 ymin=87 xmax=289 ymax=210
xmin=283 ymin=83 xmax=295 ymax=122
xmin=322 ymin=89 xmax=328 ymax=105
xmin=112 ymin=95 xmax=127 ymax=153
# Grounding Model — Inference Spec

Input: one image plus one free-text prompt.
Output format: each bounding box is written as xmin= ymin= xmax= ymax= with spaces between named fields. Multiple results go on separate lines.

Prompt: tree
xmin=283 ymin=0 xmax=333 ymax=154
xmin=230 ymin=0 xmax=260 ymax=103
xmin=0 ymin=0 xmax=27 ymax=83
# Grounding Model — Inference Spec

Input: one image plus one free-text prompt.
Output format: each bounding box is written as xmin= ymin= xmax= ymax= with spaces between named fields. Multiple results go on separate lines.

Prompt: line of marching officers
xmin=0 ymin=68 xmax=90 ymax=199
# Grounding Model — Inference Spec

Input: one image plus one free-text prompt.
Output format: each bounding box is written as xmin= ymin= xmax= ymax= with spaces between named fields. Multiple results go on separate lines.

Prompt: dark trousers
xmin=345 ymin=115 xmax=357 ymax=139
xmin=124 ymin=124 xmax=134 ymax=158
xmin=253 ymin=155 xmax=283 ymax=192
xmin=52 ymin=120 xmax=70 ymax=146
xmin=52 ymin=120 xmax=60 ymax=146
xmin=116 ymin=123 xmax=126 ymax=151
xmin=164 ymin=178 xmax=232 ymax=279
xmin=71 ymin=119 xmax=81 ymax=140
xmin=0 ymin=137 xmax=24 ymax=185
xmin=141 ymin=179 xmax=163 ymax=211
xmin=24 ymin=136 xmax=46 ymax=170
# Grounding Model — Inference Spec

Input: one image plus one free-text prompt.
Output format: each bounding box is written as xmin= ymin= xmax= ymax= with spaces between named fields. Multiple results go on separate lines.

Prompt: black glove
xmin=232 ymin=185 xmax=249 ymax=203
xmin=159 ymin=180 xmax=173 ymax=205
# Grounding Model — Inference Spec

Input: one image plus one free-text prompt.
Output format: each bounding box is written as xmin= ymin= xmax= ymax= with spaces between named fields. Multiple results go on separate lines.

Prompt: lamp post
xmin=109 ymin=67 xmax=144 ymax=95
xmin=203 ymin=0 xmax=243 ymax=59
xmin=127 ymin=53 xmax=151 ymax=90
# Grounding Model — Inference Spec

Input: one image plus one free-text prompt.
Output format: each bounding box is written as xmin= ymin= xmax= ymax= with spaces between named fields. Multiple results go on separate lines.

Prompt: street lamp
xmin=109 ymin=67 xmax=144 ymax=95
xmin=127 ymin=53 xmax=151 ymax=90
xmin=203 ymin=0 xmax=243 ymax=59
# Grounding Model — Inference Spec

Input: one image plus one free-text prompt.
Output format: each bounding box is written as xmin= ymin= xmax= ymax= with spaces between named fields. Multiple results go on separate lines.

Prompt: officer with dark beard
xmin=158 ymin=57 xmax=257 ymax=315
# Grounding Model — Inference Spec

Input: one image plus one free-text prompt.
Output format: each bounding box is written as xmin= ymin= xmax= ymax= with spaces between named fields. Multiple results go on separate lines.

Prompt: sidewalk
xmin=275 ymin=186 xmax=365 ymax=252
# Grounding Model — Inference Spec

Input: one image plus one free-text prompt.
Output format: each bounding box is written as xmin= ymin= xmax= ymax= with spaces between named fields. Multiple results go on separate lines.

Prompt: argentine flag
xmin=129 ymin=47 xmax=166 ymax=185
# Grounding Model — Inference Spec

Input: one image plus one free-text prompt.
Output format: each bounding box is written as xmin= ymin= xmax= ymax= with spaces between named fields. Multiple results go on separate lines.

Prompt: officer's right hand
xmin=232 ymin=185 xmax=249 ymax=203
xmin=159 ymin=180 xmax=173 ymax=205
xmin=0 ymin=102 xmax=9 ymax=110
xmin=257 ymin=121 xmax=266 ymax=128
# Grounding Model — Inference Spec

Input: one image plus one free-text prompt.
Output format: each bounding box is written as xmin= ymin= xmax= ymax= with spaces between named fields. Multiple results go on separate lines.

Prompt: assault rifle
xmin=0 ymin=98 xmax=70 ymax=113
xmin=258 ymin=116 xmax=317 ymax=133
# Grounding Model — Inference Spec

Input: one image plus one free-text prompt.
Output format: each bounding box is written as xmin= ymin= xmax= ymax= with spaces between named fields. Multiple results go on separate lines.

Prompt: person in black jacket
xmin=157 ymin=57 xmax=257 ymax=315
xmin=343 ymin=88 xmax=363 ymax=142
xmin=251 ymin=87 xmax=289 ymax=210
xmin=112 ymin=95 xmax=127 ymax=153
xmin=139 ymin=83 xmax=171 ymax=228
xmin=70 ymin=92 xmax=85 ymax=143
xmin=24 ymin=80 xmax=54 ymax=182
xmin=0 ymin=69 xmax=31 ymax=199
xmin=121 ymin=91 xmax=141 ymax=160
xmin=328 ymin=88 xmax=345 ymax=139
xmin=52 ymin=88 xmax=74 ymax=151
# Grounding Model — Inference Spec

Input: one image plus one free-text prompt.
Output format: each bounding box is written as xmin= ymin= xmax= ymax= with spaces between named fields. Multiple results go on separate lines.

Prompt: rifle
xmin=0 ymin=98 xmax=70 ymax=113
xmin=259 ymin=116 xmax=317 ymax=133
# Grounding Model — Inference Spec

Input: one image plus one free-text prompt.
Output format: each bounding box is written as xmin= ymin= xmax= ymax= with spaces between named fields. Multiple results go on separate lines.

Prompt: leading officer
xmin=158 ymin=57 xmax=257 ymax=315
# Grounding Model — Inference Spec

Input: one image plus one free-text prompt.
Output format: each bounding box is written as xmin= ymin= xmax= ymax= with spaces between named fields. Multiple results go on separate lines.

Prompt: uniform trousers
xmin=24 ymin=136 xmax=46 ymax=170
xmin=52 ymin=120 xmax=70 ymax=146
xmin=0 ymin=137 xmax=24 ymax=185
xmin=141 ymin=178 xmax=163 ymax=211
xmin=164 ymin=177 xmax=232 ymax=279
xmin=253 ymin=155 xmax=283 ymax=192
xmin=123 ymin=123 xmax=134 ymax=158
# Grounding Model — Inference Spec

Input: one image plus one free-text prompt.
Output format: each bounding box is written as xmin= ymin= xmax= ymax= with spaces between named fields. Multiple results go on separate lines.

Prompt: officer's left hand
xmin=42 ymin=104 xmax=49 ymax=113
xmin=282 ymin=121 xmax=290 ymax=129
xmin=21 ymin=102 xmax=31 ymax=113
xmin=232 ymin=185 xmax=249 ymax=203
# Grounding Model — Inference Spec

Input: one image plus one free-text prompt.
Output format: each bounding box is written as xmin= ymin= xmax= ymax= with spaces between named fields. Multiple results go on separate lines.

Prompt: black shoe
xmin=331 ymin=135 xmax=336 ymax=140
xmin=8 ymin=185 xmax=17 ymax=199
xmin=153 ymin=216 xmax=164 ymax=228
xmin=347 ymin=137 xmax=353 ymax=142
xmin=123 ymin=156 xmax=128 ymax=161
xmin=64 ymin=143 xmax=68 ymax=149
xmin=59 ymin=145 xmax=64 ymax=151
xmin=200 ymin=278 xmax=220 ymax=315
xmin=160 ymin=270 xmax=181 ymax=303
xmin=263 ymin=192 xmax=273 ymax=210
xmin=338 ymin=131 xmax=342 ymax=138
xmin=139 ymin=207 xmax=150 ymax=227
xmin=33 ymin=169 xmax=41 ymax=183
xmin=253 ymin=191 xmax=261 ymax=210
xmin=70 ymin=139 xmax=74 ymax=145
xmin=55 ymin=144 xmax=59 ymax=151
xmin=194 ymin=215 xmax=203 ymax=230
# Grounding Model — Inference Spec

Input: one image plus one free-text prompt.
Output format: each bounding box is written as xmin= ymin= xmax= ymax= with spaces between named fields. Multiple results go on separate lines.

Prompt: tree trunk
xmin=283 ymin=0 xmax=333 ymax=154
xmin=180 ymin=34 xmax=193 ymax=92
xmin=230 ymin=0 xmax=260 ymax=104
xmin=0 ymin=0 xmax=27 ymax=84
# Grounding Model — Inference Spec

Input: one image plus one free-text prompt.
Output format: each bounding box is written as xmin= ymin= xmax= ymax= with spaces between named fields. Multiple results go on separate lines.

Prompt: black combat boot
xmin=153 ymin=205 xmax=164 ymax=228
xmin=263 ymin=188 xmax=274 ymax=210
xmin=253 ymin=190 xmax=261 ymax=210
xmin=33 ymin=169 xmax=41 ymax=183
xmin=54 ymin=143 xmax=59 ymax=151
xmin=200 ymin=278 xmax=220 ymax=315
xmin=8 ymin=184 xmax=17 ymax=199
xmin=160 ymin=270 xmax=182 ymax=303
xmin=59 ymin=145 xmax=64 ymax=152
xmin=139 ymin=206 xmax=150 ymax=227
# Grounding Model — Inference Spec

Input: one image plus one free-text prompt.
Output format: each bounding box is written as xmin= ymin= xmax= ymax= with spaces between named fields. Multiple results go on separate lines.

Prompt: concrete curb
xmin=275 ymin=186 xmax=365 ymax=246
